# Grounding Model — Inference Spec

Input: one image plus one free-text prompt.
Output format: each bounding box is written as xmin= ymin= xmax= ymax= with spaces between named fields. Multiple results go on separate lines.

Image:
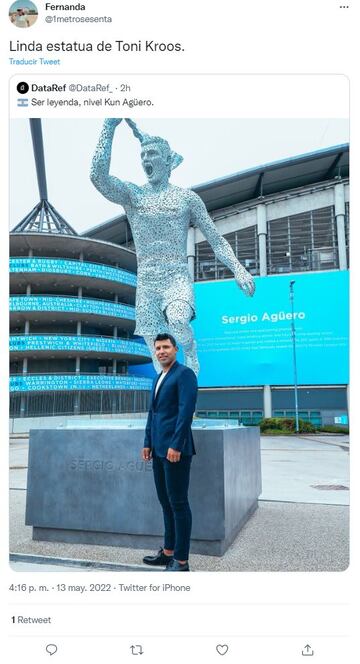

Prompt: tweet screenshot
xmin=3 ymin=1 xmax=358 ymax=662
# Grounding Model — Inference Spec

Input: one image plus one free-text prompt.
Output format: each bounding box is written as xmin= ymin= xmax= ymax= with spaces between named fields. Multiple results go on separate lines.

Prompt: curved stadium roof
xmin=83 ymin=144 xmax=349 ymax=245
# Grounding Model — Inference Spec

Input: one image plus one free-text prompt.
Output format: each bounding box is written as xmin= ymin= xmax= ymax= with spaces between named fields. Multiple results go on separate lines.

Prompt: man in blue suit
xmin=142 ymin=333 xmax=198 ymax=571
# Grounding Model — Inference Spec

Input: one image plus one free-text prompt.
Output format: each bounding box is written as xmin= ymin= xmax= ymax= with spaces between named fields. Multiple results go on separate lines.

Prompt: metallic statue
xmin=90 ymin=119 xmax=255 ymax=374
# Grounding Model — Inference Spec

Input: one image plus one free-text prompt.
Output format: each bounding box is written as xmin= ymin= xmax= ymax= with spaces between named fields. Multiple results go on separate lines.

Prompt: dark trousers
xmin=152 ymin=454 xmax=192 ymax=561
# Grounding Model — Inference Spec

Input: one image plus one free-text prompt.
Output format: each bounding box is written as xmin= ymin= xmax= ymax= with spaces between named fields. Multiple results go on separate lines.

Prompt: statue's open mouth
xmin=145 ymin=164 xmax=153 ymax=176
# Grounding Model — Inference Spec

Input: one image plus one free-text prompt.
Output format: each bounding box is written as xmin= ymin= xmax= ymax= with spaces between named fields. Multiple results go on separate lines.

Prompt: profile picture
xmin=9 ymin=1 xmax=38 ymax=28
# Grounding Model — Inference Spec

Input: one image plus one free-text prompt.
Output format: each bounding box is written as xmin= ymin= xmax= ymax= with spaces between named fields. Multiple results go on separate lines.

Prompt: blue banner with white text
xmin=192 ymin=271 xmax=349 ymax=387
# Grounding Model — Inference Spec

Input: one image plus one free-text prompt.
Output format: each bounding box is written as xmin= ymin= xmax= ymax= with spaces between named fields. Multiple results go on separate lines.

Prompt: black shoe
xmin=165 ymin=559 xmax=190 ymax=572
xmin=143 ymin=548 xmax=173 ymax=566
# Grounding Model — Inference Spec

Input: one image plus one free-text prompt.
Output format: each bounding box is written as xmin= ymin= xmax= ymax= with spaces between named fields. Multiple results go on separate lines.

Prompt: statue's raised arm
xmin=90 ymin=118 xmax=136 ymax=207
xmin=90 ymin=118 xmax=255 ymax=376
xmin=189 ymin=191 xmax=255 ymax=297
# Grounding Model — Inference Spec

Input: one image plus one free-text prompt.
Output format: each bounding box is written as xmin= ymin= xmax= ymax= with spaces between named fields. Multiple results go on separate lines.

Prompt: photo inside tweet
xmin=9 ymin=115 xmax=349 ymax=573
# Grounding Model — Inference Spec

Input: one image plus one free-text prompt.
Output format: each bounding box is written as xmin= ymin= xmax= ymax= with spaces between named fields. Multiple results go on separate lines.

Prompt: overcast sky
xmin=10 ymin=118 xmax=348 ymax=234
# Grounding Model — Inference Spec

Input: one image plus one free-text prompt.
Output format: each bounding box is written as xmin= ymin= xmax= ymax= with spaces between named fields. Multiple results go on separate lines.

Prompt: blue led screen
xmin=10 ymin=296 xmax=135 ymax=320
xmin=192 ymin=271 xmax=349 ymax=387
xmin=10 ymin=335 xmax=151 ymax=357
xmin=10 ymin=374 xmax=153 ymax=393
xmin=10 ymin=258 xmax=137 ymax=287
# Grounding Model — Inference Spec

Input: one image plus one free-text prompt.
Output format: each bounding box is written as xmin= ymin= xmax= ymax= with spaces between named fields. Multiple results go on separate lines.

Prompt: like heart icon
xmin=216 ymin=644 xmax=229 ymax=656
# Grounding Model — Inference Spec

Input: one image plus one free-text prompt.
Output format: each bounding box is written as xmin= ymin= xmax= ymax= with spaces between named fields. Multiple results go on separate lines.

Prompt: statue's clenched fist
xmin=234 ymin=265 xmax=256 ymax=297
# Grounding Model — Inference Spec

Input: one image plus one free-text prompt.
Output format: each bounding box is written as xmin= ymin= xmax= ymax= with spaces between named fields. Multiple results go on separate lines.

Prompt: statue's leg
xmin=165 ymin=301 xmax=200 ymax=376
xmin=143 ymin=334 xmax=162 ymax=374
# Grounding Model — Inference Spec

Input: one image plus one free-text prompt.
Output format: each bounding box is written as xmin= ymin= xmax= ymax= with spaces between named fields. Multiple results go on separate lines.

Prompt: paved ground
xmin=10 ymin=435 xmax=350 ymax=503
xmin=10 ymin=562 xmax=88 ymax=572
xmin=10 ymin=491 xmax=349 ymax=572
xmin=260 ymin=435 xmax=349 ymax=505
xmin=9 ymin=435 xmax=349 ymax=572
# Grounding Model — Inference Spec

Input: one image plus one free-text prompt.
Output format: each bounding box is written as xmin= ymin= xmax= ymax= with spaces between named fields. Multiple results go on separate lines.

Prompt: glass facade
xmin=194 ymin=206 xmax=343 ymax=281
xmin=267 ymin=206 xmax=338 ymax=274
xmin=272 ymin=410 xmax=322 ymax=427
xmin=196 ymin=409 xmax=263 ymax=425
xmin=195 ymin=224 xmax=259 ymax=281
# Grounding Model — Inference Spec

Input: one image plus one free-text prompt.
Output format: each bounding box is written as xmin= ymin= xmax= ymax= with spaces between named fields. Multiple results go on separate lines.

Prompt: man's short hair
xmin=154 ymin=333 xmax=177 ymax=347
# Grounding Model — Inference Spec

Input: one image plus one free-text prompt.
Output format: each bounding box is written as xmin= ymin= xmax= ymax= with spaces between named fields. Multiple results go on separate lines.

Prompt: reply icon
xmin=45 ymin=643 xmax=58 ymax=656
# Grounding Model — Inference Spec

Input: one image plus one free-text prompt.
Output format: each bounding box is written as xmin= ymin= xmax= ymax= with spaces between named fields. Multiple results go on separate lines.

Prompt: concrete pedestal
xmin=25 ymin=425 xmax=261 ymax=556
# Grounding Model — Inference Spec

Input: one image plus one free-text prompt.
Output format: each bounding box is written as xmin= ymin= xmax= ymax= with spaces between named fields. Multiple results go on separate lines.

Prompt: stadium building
xmin=10 ymin=121 xmax=152 ymax=420
xmin=10 ymin=122 xmax=349 ymax=427
xmin=85 ymin=143 xmax=349 ymax=428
